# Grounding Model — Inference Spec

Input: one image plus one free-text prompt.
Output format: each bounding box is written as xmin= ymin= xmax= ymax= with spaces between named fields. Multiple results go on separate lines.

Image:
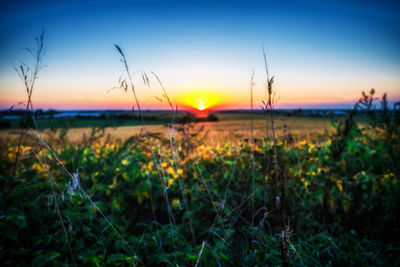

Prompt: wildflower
xmin=108 ymin=184 xmax=115 ymax=189
xmin=67 ymin=169 xmax=80 ymax=201
xmin=336 ymin=180 xmax=343 ymax=192
xmin=71 ymin=169 xmax=80 ymax=191
xmin=171 ymin=199 xmax=180 ymax=209
xmin=299 ymin=140 xmax=307 ymax=146
xmin=166 ymin=166 xmax=174 ymax=175
xmin=147 ymin=161 xmax=154 ymax=172
xmin=301 ymin=177 xmax=308 ymax=190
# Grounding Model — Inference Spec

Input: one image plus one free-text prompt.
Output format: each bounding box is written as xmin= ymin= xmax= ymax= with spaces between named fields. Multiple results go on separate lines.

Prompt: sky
xmin=0 ymin=0 xmax=399 ymax=110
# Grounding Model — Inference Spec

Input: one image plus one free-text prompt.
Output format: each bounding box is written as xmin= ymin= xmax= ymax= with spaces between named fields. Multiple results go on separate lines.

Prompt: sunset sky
xmin=0 ymin=0 xmax=399 ymax=110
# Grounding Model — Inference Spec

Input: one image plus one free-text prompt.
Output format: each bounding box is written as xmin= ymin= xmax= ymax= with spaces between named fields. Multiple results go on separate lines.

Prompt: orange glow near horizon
xmin=1 ymin=75 xmax=400 ymax=110
xmin=177 ymin=88 xmax=222 ymax=111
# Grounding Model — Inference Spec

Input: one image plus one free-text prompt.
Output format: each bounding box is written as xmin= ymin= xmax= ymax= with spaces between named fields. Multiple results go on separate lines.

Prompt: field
xmin=1 ymin=107 xmax=399 ymax=266
xmin=0 ymin=113 xmax=339 ymax=141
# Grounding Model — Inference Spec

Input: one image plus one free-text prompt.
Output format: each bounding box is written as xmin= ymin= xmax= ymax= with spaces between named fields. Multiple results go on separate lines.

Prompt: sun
xmin=198 ymin=104 xmax=205 ymax=111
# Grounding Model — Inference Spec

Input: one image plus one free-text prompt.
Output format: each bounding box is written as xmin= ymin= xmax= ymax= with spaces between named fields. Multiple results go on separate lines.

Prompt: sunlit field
xmin=0 ymin=114 xmax=334 ymax=141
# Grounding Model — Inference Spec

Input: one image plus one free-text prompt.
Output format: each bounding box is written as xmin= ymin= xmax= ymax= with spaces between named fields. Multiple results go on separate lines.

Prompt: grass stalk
xmin=151 ymin=72 xmax=197 ymax=246
xmin=250 ymin=69 xmax=255 ymax=226
xmin=263 ymin=47 xmax=290 ymax=266
xmin=10 ymin=31 xmax=45 ymax=179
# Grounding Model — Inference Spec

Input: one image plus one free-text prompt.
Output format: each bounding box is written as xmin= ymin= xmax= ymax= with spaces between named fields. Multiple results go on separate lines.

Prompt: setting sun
xmin=177 ymin=88 xmax=222 ymax=111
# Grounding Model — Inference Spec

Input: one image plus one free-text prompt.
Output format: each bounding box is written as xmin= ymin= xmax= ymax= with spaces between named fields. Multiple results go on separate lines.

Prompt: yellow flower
xmin=162 ymin=161 xmax=168 ymax=168
xmin=147 ymin=161 xmax=154 ymax=172
xmin=171 ymin=199 xmax=180 ymax=209
xmin=22 ymin=146 xmax=32 ymax=152
xmin=168 ymin=178 xmax=174 ymax=187
xmin=32 ymin=163 xmax=43 ymax=172
xmin=299 ymin=140 xmax=307 ymax=146
xmin=121 ymin=159 xmax=129 ymax=166
xmin=336 ymin=180 xmax=343 ymax=192
xmin=301 ymin=177 xmax=308 ymax=190
xmin=167 ymin=166 xmax=174 ymax=175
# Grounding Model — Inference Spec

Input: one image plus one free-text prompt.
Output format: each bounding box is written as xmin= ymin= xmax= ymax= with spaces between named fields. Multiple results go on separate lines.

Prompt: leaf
xmin=219 ymin=252 xmax=229 ymax=261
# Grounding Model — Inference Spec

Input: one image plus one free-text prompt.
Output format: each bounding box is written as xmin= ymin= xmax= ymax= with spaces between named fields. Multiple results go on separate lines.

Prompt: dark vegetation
xmin=0 ymin=110 xmax=219 ymax=130
xmin=0 ymin=33 xmax=399 ymax=266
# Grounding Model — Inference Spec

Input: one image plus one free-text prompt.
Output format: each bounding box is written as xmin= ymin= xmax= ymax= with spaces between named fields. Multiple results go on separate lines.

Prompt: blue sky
xmin=1 ymin=0 xmax=399 ymax=109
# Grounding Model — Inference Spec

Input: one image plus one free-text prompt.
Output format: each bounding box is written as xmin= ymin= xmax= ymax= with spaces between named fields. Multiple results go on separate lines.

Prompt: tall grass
xmin=263 ymin=47 xmax=291 ymax=266
xmin=10 ymin=31 xmax=45 ymax=180
xmin=113 ymin=45 xmax=181 ymax=257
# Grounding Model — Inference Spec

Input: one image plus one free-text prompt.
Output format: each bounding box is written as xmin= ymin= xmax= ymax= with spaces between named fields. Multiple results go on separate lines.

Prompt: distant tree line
xmin=176 ymin=113 xmax=219 ymax=124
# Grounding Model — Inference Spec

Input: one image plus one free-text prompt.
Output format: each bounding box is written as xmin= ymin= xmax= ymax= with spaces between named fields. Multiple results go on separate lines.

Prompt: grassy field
xmin=0 ymin=113 xmax=336 ymax=141
xmin=1 ymin=106 xmax=399 ymax=266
